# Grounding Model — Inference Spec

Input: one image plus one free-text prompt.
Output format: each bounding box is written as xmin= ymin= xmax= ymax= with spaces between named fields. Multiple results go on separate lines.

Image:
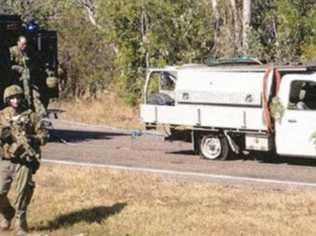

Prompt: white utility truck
xmin=140 ymin=63 xmax=316 ymax=160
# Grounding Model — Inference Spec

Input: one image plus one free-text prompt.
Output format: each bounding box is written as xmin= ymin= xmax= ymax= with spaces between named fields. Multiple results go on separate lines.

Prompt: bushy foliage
xmin=249 ymin=0 xmax=316 ymax=63
xmin=1 ymin=0 xmax=316 ymax=105
xmin=97 ymin=0 xmax=213 ymax=104
xmin=301 ymin=6 xmax=316 ymax=61
xmin=49 ymin=4 xmax=115 ymax=98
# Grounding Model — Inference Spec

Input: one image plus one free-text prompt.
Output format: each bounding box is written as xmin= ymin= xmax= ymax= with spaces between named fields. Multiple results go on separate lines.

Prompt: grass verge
xmin=50 ymin=92 xmax=140 ymax=129
xmin=5 ymin=164 xmax=316 ymax=236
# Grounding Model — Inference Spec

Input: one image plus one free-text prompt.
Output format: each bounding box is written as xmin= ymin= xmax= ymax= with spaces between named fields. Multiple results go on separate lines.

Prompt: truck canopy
xmin=176 ymin=71 xmax=268 ymax=107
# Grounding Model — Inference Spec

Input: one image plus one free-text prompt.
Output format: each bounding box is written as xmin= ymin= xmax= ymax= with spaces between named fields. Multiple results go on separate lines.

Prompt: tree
xmin=97 ymin=0 xmax=214 ymax=104
xmin=242 ymin=0 xmax=251 ymax=54
xmin=210 ymin=0 xmax=220 ymax=54
xmin=75 ymin=0 xmax=101 ymax=28
xmin=0 ymin=0 xmax=12 ymax=13
xmin=230 ymin=0 xmax=242 ymax=54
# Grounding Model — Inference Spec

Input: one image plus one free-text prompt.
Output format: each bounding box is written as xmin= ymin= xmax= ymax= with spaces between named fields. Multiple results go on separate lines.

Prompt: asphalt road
xmin=43 ymin=120 xmax=316 ymax=189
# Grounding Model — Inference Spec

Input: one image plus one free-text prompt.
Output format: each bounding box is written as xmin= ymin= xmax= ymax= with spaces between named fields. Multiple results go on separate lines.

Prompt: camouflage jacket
xmin=0 ymin=106 xmax=49 ymax=160
xmin=9 ymin=46 xmax=30 ymax=69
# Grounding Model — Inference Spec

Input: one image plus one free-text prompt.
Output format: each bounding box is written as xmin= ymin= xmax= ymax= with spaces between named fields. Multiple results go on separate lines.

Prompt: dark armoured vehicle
xmin=0 ymin=14 xmax=58 ymax=109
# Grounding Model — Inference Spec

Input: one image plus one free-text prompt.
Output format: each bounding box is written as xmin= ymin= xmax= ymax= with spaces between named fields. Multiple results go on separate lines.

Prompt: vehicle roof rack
xmin=206 ymin=56 xmax=263 ymax=66
xmin=207 ymin=64 xmax=316 ymax=72
xmin=205 ymin=56 xmax=316 ymax=72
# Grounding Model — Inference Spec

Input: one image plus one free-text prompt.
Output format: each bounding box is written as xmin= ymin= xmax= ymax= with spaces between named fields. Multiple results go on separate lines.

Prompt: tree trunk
xmin=242 ymin=0 xmax=251 ymax=54
xmin=141 ymin=8 xmax=149 ymax=70
xmin=210 ymin=0 xmax=219 ymax=29
xmin=210 ymin=0 xmax=220 ymax=56
xmin=230 ymin=0 xmax=242 ymax=55
xmin=77 ymin=0 xmax=102 ymax=29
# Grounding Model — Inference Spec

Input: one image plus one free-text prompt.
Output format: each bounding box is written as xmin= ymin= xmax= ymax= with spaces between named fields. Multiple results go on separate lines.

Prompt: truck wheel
xmin=200 ymin=134 xmax=229 ymax=160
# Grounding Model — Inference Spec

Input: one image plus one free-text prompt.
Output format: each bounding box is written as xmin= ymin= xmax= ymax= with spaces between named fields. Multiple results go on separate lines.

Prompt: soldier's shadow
xmin=33 ymin=202 xmax=127 ymax=231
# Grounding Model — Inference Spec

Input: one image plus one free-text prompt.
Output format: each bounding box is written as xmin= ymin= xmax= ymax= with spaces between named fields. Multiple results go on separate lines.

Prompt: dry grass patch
xmin=50 ymin=92 xmax=140 ymax=129
xmin=11 ymin=164 xmax=316 ymax=235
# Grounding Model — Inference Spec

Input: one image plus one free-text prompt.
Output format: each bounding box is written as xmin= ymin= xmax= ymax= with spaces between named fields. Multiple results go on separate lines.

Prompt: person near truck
xmin=10 ymin=36 xmax=47 ymax=118
xmin=10 ymin=36 xmax=31 ymax=86
xmin=0 ymin=85 xmax=48 ymax=235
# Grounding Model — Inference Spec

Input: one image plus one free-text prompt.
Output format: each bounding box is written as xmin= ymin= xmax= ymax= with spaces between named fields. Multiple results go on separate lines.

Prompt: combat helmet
xmin=3 ymin=85 xmax=23 ymax=103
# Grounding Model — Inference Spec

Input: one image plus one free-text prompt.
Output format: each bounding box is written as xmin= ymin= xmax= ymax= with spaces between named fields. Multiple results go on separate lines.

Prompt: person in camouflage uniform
xmin=10 ymin=36 xmax=31 ymax=86
xmin=10 ymin=36 xmax=47 ymax=118
xmin=0 ymin=85 xmax=48 ymax=235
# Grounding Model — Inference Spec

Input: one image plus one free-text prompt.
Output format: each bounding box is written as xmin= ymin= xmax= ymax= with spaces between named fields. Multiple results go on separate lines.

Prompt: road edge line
xmin=42 ymin=159 xmax=316 ymax=188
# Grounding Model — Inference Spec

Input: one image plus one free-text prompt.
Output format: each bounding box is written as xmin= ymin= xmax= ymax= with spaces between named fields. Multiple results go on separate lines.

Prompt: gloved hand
xmin=2 ymin=143 xmax=24 ymax=160
xmin=11 ymin=65 xmax=24 ymax=74
xmin=8 ymin=142 xmax=25 ymax=158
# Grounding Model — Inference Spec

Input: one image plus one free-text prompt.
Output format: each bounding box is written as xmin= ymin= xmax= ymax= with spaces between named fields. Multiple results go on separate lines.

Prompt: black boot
xmin=0 ymin=205 xmax=15 ymax=230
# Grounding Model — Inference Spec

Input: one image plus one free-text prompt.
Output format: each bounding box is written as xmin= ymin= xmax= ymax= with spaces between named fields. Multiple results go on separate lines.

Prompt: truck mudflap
xmin=224 ymin=131 xmax=240 ymax=154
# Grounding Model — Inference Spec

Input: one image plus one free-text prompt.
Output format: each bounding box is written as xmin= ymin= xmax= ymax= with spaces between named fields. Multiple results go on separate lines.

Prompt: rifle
xmin=2 ymin=110 xmax=48 ymax=173
xmin=21 ymin=66 xmax=32 ymax=106
xmin=9 ymin=110 xmax=40 ymax=162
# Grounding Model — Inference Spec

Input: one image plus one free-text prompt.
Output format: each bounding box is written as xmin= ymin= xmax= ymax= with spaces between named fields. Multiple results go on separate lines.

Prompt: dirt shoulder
xmin=19 ymin=164 xmax=316 ymax=236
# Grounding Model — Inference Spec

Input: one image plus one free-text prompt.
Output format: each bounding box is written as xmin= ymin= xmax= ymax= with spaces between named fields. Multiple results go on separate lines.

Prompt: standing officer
xmin=10 ymin=36 xmax=46 ymax=118
xmin=0 ymin=85 xmax=48 ymax=235
xmin=10 ymin=36 xmax=30 ymax=86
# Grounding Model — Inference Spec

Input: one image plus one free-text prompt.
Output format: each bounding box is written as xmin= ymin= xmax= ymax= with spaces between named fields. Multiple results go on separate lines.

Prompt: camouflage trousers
xmin=0 ymin=159 xmax=34 ymax=222
xmin=15 ymin=81 xmax=47 ymax=118
xmin=32 ymin=89 xmax=47 ymax=118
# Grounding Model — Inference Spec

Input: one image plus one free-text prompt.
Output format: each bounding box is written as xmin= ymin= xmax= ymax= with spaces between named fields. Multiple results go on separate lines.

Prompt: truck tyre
xmin=200 ymin=134 xmax=230 ymax=160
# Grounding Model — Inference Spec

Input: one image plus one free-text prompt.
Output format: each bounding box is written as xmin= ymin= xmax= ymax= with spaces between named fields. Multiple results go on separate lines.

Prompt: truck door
xmin=276 ymin=79 xmax=316 ymax=157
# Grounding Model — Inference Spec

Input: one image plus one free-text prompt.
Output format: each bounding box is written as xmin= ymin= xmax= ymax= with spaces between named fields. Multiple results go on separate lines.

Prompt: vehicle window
xmin=146 ymin=71 xmax=175 ymax=106
xmin=288 ymin=81 xmax=316 ymax=110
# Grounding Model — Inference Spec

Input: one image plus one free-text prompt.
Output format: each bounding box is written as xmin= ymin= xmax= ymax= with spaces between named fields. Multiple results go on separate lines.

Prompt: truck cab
xmin=276 ymin=73 xmax=316 ymax=157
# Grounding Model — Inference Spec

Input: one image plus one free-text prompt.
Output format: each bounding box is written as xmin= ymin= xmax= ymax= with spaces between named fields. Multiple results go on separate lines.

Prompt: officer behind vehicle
xmin=10 ymin=36 xmax=30 ymax=83
xmin=0 ymin=85 xmax=48 ymax=235
xmin=10 ymin=36 xmax=47 ymax=118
